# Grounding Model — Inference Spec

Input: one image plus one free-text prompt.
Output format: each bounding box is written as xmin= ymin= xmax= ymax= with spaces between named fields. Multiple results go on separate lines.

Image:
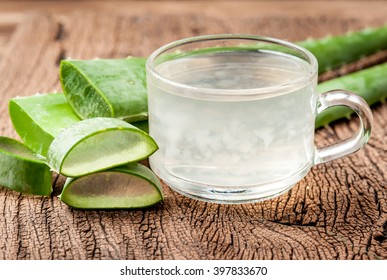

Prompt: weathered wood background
xmin=0 ymin=1 xmax=386 ymax=259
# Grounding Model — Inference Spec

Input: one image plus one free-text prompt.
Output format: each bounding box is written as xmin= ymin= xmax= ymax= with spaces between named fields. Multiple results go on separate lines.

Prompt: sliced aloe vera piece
xmin=9 ymin=93 xmax=80 ymax=156
xmin=60 ymin=163 xmax=163 ymax=209
xmin=0 ymin=137 xmax=52 ymax=196
xmin=60 ymin=57 xmax=147 ymax=122
xmin=47 ymin=117 xmax=158 ymax=177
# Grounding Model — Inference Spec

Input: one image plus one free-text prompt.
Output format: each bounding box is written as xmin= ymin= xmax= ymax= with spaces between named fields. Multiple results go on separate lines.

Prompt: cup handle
xmin=314 ymin=90 xmax=373 ymax=164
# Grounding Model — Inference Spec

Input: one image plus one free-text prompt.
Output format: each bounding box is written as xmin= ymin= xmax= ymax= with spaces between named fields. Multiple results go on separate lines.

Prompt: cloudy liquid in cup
xmin=148 ymin=50 xmax=316 ymax=201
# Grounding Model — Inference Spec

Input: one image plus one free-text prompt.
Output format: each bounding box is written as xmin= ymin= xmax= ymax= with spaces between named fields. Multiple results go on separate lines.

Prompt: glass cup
xmin=146 ymin=34 xmax=373 ymax=204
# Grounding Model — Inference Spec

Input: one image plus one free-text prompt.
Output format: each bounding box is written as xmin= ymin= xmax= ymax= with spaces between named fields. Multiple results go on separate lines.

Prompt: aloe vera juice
xmin=147 ymin=50 xmax=316 ymax=199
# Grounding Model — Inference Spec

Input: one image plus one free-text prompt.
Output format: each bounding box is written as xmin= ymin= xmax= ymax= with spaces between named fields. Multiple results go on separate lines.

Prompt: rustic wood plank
xmin=0 ymin=13 xmax=62 ymax=137
xmin=0 ymin=10 xmax=385 ymax=260
xmin=1 ymin=1 xmax=387 ymax=21
xmin=1 ymin=1 xmax=387 ymax=58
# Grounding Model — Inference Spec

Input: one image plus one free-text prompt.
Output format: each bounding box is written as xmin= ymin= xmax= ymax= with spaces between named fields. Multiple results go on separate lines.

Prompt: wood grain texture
xmin=1 ymin=1 xmax=387 ymax=57
xmin=0 ymin=10 xmax=386 ymax=260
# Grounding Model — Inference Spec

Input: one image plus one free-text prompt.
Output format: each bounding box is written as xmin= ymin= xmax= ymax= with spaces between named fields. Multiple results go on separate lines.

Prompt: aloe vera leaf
xmin=316 ymin=62 xmax=387 ymax=128
xmin=60 ymin=163 xmax=163 ymax=209
xmin=9 ymin=93 xmax=80 ymax=156
xmin=298 ymin=25 xmax=387 ymax=73
xmin=60 ymin=57 xmax=147 ymax=122
xmin=0 ymin=137 xmax=52 ymax=196
xmin=46 ymin=117 xmax=158 ymax=177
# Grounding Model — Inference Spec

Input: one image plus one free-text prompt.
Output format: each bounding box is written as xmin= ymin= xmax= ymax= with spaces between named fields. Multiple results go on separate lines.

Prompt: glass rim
xmin=146 ymin=34 xmax=318 ymax=97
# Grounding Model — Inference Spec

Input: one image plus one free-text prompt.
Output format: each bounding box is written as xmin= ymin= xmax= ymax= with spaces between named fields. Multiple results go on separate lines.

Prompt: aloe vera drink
xmin=147 ymin=49 xmax=316 ymax=202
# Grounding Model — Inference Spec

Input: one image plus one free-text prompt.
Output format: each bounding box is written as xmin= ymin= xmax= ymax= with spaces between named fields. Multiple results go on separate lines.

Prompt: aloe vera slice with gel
xmin=60 ymin=57 xmax=147 ymax=122
xmin=9 ymin=93 xmax=80 ymax=156
xmin=60 ymin=163 xmax=164 ymax=209
xmin=46 ymin=117 xmax=158 ymax=177
xmin=0 ymin=137 xmax=52 ymax=196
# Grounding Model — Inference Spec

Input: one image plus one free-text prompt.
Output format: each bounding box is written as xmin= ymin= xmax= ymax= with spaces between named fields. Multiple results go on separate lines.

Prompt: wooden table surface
xmin=0 ymin=1 xmax=386 ymax=260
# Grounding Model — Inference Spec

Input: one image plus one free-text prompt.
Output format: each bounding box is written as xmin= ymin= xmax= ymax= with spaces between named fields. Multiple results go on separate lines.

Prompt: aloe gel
xmin=47 ymin=117 xmax=158 ymax=177
xmin=60 ymin=163 xmax=164 ymax=209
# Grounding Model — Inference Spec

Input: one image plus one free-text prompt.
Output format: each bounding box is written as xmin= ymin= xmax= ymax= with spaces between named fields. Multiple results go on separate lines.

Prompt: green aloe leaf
xmin=60 ymin=163 xmax=164 ymax=209
xmin=299 ymin=25 xmax=387 ymax=73
xmin=316 ymin=62 xmax=387 ymax=128
xmin=46 ymin=117 xmax=158 ymax=177
xmin=0 ymin=136 xmax=52 ymax=196
xmin=60 ymin=57 xmax=147 ymax=122
xmin=9 ymin=93 xmax=80 ymax=156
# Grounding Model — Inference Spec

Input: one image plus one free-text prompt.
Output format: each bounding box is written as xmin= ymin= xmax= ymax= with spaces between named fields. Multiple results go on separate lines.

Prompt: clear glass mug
xmin=146 ymin=35 xmax=373 ymax=204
